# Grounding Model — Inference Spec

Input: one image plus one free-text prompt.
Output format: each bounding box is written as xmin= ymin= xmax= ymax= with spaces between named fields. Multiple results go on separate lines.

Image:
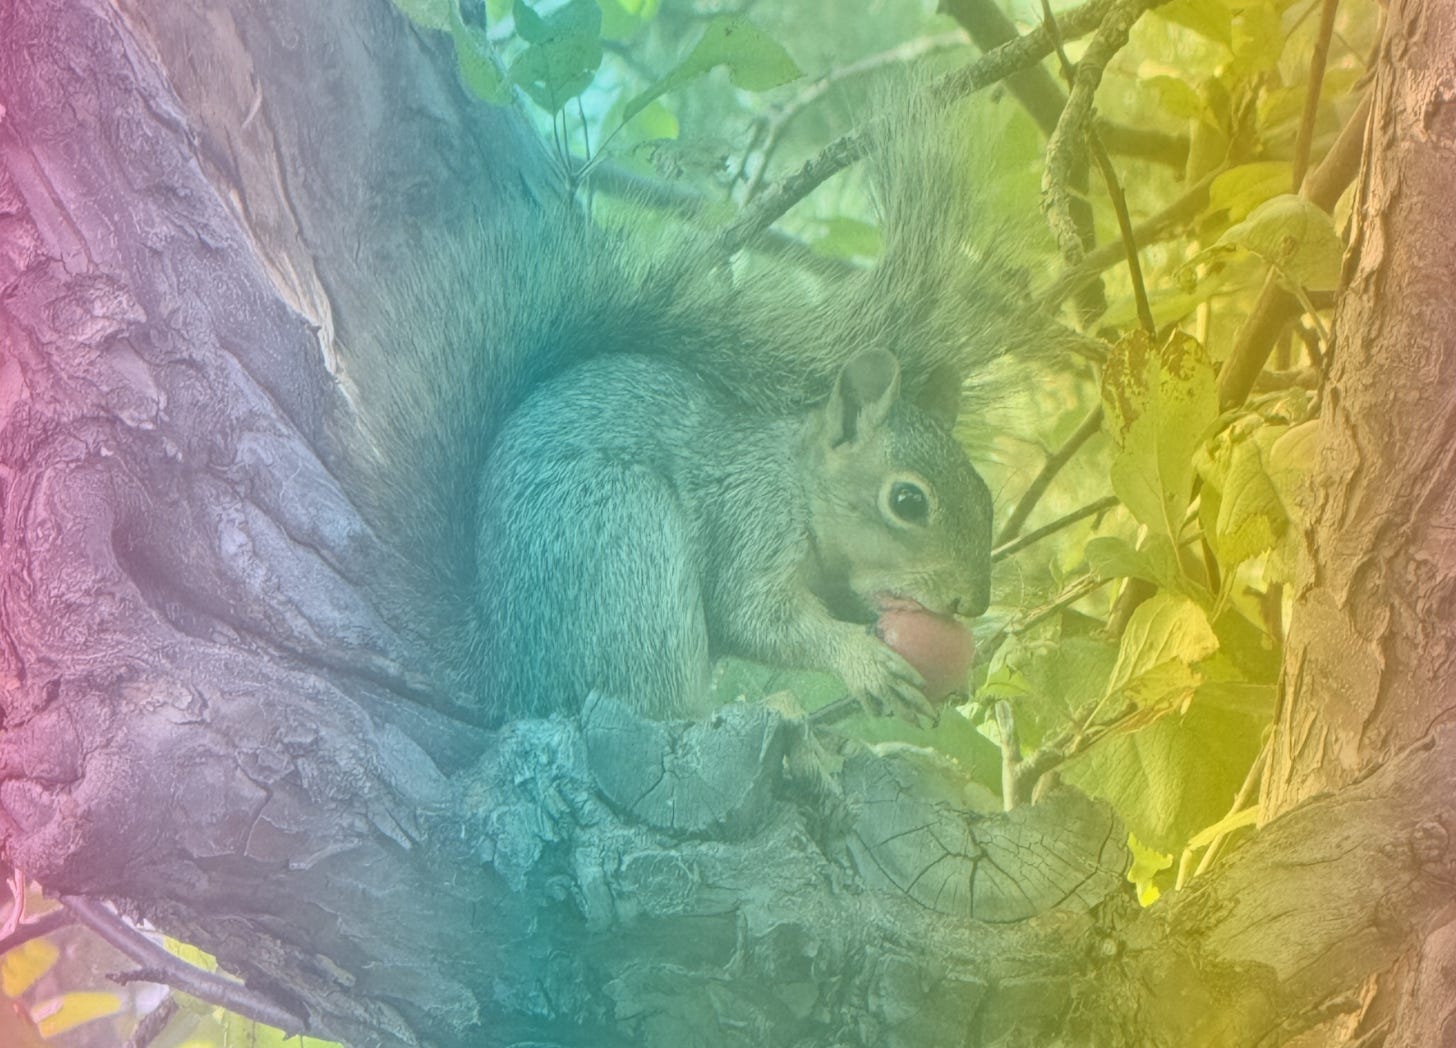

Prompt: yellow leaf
xmin=1 ymin=939 xmax=58 ymax=997
xmin=1126 ymin=833 xmax=1174 ymax=907
xmin=34 ymin=991 xmax=123 ymax=1038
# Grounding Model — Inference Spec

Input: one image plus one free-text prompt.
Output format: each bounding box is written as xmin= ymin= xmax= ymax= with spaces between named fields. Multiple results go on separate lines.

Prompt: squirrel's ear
xmin=825 ymin=349 xmax=901 ymax=446
xmin=915 ymin=365 xmax=964 ymax=429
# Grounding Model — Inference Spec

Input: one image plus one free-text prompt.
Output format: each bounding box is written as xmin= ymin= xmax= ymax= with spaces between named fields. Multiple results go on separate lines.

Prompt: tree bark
xmin=1259 ymin=0 xmax=1456 ymax=1041
xmin=2 ymin=0 xmax=1454 ymax=1046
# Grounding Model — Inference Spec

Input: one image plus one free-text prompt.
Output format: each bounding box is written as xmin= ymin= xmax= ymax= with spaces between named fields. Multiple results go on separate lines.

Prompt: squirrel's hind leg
xmin=478 ymin=454 xmax=712 ymax=722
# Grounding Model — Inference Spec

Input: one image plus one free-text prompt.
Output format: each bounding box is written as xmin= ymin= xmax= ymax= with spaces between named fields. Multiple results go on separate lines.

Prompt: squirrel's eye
xmin=889 ymin=481 xmax=930 ymax=525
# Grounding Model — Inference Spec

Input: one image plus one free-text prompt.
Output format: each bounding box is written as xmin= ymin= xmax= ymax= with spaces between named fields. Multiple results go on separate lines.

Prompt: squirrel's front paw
xmin=835 ymin=629 xmax=936 ymax=727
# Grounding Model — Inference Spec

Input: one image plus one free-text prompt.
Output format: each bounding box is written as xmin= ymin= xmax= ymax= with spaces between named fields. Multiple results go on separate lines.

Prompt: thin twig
xmin=1006 ymin=694 xmax=1138 ymax=800
xmin=61 ymin=896 xmax=306 ymax=1035
xmin=1291 ymin=0 xmax=1343 ymax=190
xmin=585 ymin=163 xmax=858 ymax=277
xmin=978 ymin=574 xmax=1111 ymax=670
xmin=1183 ymin=741 xmax=1270 ymax=885
xmin=716 ymin=0 xmax=1121 ymax=253
xmin=1215 ymin=92 xmax=1370 ymax=409
xmin=1039 ymin=166 xmax=1222 ymax=311
xmin=124 ymin=997 xmax=179 ymax=1048
xmin=1090 ymin=134 xmax=1156 ymax=332
xmin=995 ymin=701 xmax=1023 ymax=811
xmin=1041 ymin=0 xmax=1161 ymax=265
xmin=994 ymin=494 xmax=1120 ymax=561
xmin=996 ymin=405 xmax=1106 ymax=545
xmin=0 ymin=908 xmax=72 ymax=954
xmin=1038 ymin=0 xmax=1155 ymax=331
xmin=743 ymin=33 xmax=970 ymax=203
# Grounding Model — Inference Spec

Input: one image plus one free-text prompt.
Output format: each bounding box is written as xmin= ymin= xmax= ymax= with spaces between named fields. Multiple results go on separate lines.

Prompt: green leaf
xmin=1154 ymin=0 xmax=1233 ymax=45
xmin=508 ymin=0 xmax=603 ymax=112
xmin=1215 ymin=194 xmax=1344 ymax=292
xmin=1210 ymin=609 xmax=1280 ymax=684
xmin=1263 ymin=418 xmax=1319 ymax=582
xmin=1085 ymin=534 xmax=1180 ymax=589
xmin=1195 ymin=672 xmax=1276 ymax=719
xmin=1266 ymin=418 xmax=1318 ymax=509
xmin=1230 ymin=2 xmax=1284 ymax=75
xmin=35 ymin=992 xmax=123 ymax=1039
xmin=982 ymin=634 xmax=1119 ymax=750
xmin=1 ymin=939 xmax=57 ymax=997
xmin=1102 ymin=330 xmax=1219 ymax=540
xmin=625 ymin=99 xmax=679 ymax=142
xmin=1062 ymin=700 xmax=1264 ymax=852
xmin=1143 ymin=75 xmax=1205 ymax=120
xmin=600 ymin=0 xmax=660 ymax=39
xmin=1215 ymin=427 xmax=1288 ymax=566
xmin=1209 ymin=161 xmax=1293 ymax=222
xmin=620 ymin=15 xmax=801 ymax=126
xmin=514 ymin=0 xmax=598 ymax=43
xmin=1102 ymin=594 xmax=1219 ymax=714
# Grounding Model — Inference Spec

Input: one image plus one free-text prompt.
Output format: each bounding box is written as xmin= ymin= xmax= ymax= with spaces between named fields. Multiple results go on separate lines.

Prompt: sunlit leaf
xmin=1230 ymin=2 xmax=1284 ymax=74
xmin=1 ymin=939 xmax=57 ymax=998
xmin=1085 ymin=534 xmax=1180 ymax=589
xmin=1064 ymin=700 xmax=1265 ymax=852
xmin=1214 ymin=194 xmax=1344 ymax=291
xmin=1209 ymin=161 xmax=1293 ymax=222
xmin=1126 ymin=833 xmax=1174 ymax=906
xmin=509 ymin=0 xmax=603 ymax=112
xmin=981 ymin=635 xmax=1119 ymax=750
xmin=1154 ymin=0 xmax=1233 ymax=44
xmin=34 ymin=991 xmax=122 ymax=1038
xmin=1102 ymin=331 xmax=1219 ymax=541
xmin=1102 ymin=594 xmax=1219 ymax=714
xmin=1142 ymin=75 xmax=1205 ymax=120
xmin=1215 ymin=427 xmax=1288 ymax=566
xmin=620 ymin=16 xmax=801 ymax=126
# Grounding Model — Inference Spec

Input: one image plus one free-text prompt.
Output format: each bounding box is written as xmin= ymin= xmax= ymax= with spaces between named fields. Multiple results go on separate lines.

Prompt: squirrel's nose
xmin=952 ymin=585 xmax=990 ymax=619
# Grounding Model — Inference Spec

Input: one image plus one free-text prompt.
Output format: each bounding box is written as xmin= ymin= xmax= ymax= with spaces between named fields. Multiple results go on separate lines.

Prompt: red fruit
xmin=874 ymin=600 xmax=976 ymax=700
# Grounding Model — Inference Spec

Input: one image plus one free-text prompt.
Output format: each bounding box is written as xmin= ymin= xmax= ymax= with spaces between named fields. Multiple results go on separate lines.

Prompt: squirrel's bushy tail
xmin=339 ymin=98 xmax=1041 ymax=711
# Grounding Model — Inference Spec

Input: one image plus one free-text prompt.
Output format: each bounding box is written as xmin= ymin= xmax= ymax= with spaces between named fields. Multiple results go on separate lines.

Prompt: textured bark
xmin=1266 ymin=0 xmax=1456 ymax=816
xmin=1257 ymin=1 xmax=1456 ymax=1042
xmin=2 ymin=0 xmax=1455 ymax=1045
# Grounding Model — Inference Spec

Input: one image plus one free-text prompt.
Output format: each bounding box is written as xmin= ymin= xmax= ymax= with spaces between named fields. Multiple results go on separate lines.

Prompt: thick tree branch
xmin=1215 ymin=92 xmax=1370 ymax=409
xmin=1040 ymin=0 xmax=1164 ymax=265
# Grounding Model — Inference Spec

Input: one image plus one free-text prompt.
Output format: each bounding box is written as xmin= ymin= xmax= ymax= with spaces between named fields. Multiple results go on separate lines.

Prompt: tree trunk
xmin=1261 ymin=0 xmax=1456 ymax=1041
xmin=1 ymin=0 xmax=1454 ymax=1046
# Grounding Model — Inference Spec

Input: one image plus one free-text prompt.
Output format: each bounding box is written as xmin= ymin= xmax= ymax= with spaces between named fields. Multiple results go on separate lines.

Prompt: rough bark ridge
xmin=2 ymin=0 xmax=1455 ymax=1045
xmin=1260 ymin=0 xmax=1456 ymax=1042
xmin=1266 ymin=0 xmax=1456 ymax=813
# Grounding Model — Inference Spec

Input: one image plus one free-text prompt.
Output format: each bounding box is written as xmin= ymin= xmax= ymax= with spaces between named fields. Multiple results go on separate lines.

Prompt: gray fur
xmin=340 ymin=111 xmax=1034 ymax=724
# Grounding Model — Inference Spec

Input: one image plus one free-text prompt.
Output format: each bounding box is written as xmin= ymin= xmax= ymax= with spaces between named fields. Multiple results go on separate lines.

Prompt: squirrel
xmin=341 ymin=101 xmax=1034 ymax=729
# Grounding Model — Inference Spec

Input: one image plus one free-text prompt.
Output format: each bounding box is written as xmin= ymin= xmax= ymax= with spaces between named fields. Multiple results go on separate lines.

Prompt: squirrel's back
xmin=339 ymin=104 xmax=1040 ymax=724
